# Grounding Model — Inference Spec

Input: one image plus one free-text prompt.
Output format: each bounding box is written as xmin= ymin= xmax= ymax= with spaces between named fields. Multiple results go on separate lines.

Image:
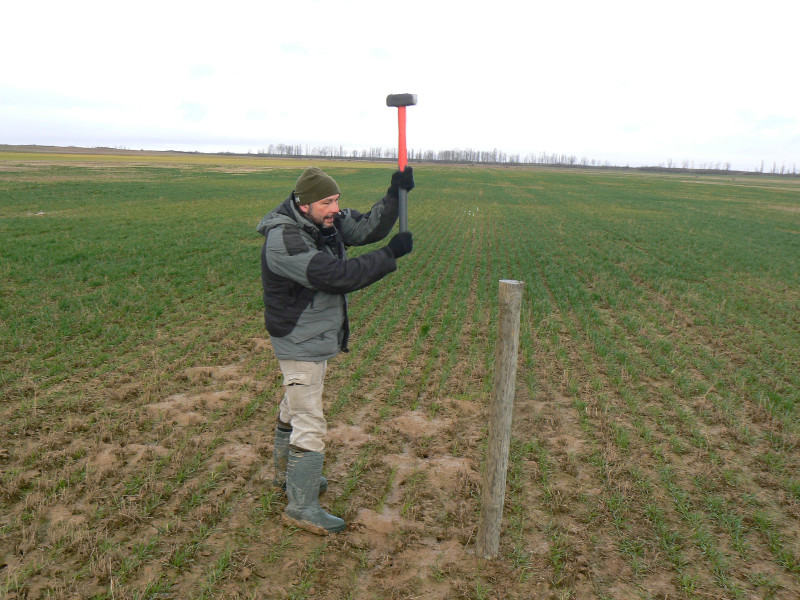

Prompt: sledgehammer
xmin=386 ymin=93 xmax=417 ymax=233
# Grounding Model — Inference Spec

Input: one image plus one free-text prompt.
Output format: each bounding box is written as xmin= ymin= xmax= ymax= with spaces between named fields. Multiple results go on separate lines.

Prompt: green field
xmin=1 ymin=150 xmax=799 ymax=599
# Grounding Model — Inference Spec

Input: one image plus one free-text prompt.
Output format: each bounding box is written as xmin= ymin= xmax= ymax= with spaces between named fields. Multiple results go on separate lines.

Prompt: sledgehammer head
xmin=386 ymin=93 xmax=417 ymax=107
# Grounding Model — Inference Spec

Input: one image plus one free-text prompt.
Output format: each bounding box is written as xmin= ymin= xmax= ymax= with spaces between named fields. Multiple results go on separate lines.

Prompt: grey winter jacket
xmin=257 ymin=192 xmax=399 ymax=361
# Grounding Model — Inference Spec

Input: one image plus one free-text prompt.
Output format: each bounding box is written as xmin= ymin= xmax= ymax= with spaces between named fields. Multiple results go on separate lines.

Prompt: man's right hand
xmin=387 ymin=231 xmax=413 ymax=259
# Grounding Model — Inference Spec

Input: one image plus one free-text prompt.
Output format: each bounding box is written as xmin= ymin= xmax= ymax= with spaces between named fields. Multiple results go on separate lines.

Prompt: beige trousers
xmin=278 ymin=360 xmax=328 ymax=453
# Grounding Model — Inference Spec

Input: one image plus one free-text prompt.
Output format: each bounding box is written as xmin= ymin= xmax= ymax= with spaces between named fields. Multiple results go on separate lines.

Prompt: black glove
xmin=386 ymin=231 xmax=413 ymax=259
xmin=388 ymin=167 xmax=415 ymax=198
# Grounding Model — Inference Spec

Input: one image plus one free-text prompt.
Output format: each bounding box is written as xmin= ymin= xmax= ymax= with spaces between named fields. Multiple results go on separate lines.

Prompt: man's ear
xmin=297 ymin=203 xmax=309 ymax=214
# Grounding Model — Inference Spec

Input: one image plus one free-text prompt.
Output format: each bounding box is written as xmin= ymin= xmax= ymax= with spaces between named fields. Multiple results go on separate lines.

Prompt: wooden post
xmin=476 ymin=279 xmax=524 ymax=559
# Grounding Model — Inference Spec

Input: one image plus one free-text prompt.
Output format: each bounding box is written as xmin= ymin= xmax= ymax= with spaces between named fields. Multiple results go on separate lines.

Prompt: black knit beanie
xmin=293 ymin=167 xmax=340 ymax=205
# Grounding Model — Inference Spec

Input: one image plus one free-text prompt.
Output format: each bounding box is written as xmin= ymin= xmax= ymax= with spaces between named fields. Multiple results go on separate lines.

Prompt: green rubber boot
xmin=283 ymin=449 xmax=345 ymax=535
xmin=273 ymin=425 xmax=327 ymax=493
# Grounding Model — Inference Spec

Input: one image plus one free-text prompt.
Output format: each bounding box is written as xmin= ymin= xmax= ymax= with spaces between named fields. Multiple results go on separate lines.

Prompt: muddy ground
xmin=4 ymin=310 xmax=799 ymax=599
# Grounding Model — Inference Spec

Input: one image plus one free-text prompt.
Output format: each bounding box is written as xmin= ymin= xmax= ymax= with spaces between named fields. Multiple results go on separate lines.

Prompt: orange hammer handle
xmin=397 ymin=106 xmax=407 ymax=171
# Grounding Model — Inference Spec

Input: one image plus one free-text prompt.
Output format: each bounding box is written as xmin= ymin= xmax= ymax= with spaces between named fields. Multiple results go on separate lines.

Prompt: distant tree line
xmin=246 ymin=144 xmax=798 ymax=175
xmin=253 ymin=143 xmax=603 ymax=166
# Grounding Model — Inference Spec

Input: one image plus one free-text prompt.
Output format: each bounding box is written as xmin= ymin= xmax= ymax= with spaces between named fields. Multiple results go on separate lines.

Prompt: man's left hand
xmin=389 ymin=167 xmax=415 ymax=197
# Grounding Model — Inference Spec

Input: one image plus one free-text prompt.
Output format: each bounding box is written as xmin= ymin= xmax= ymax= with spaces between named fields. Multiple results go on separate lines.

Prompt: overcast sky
xmin=2 ymin=0 xmax=798 ymax=171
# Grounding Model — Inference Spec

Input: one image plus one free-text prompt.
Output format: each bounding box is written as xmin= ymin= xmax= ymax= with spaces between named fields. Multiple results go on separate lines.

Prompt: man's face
xmin=301 ymin=194 xmax=340 ymax=228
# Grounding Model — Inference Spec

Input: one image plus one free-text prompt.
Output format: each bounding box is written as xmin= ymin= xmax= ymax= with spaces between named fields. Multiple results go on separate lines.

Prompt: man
xmin=257 ymin=166 xmax=414 ymax=534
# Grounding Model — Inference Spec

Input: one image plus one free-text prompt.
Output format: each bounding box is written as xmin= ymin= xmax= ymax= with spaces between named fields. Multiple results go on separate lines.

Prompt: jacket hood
xmin=257 ymin=196 xmax=311 ymax=237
